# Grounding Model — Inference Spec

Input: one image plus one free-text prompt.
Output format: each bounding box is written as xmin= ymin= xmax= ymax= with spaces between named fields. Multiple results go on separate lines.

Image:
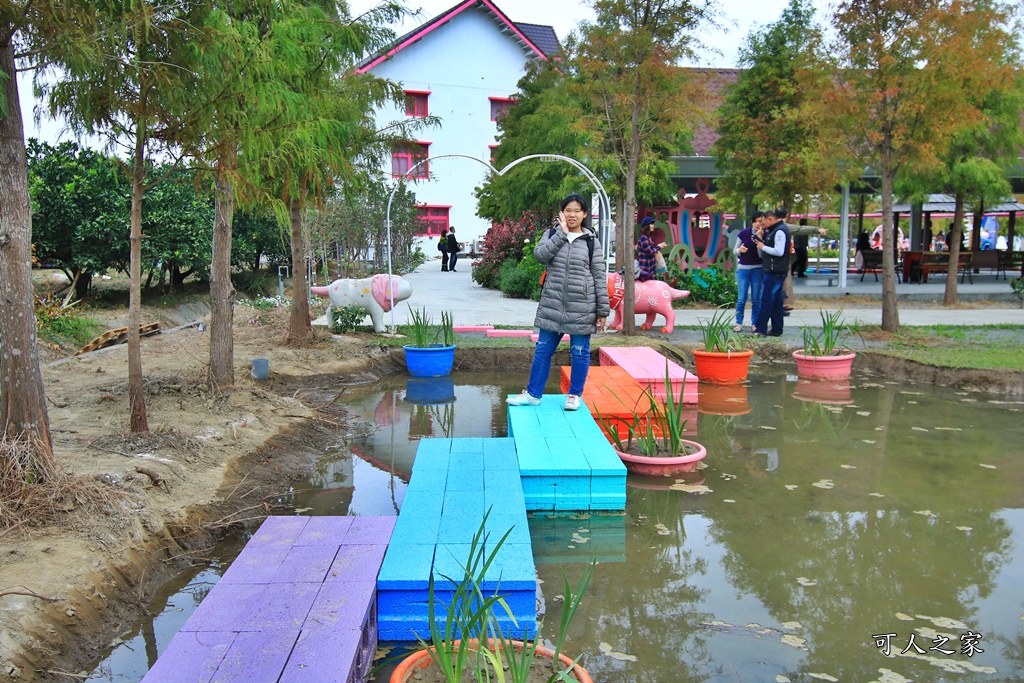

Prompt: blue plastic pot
xmin=403 ymin=345 xmax=456 ymax=378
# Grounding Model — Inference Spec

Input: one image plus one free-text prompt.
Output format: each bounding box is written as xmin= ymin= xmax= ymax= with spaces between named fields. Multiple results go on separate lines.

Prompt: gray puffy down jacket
xmin=533 ymin=227 xmax=610 ymax=335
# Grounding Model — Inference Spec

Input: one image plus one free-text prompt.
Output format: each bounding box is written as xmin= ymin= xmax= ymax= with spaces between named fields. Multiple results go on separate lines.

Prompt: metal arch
xmin=383 ymin=153 xmax=614 ymax=331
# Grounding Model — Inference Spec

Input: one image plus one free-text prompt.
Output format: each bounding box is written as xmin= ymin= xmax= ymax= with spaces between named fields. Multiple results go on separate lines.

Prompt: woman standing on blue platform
xmin=506 ymin=194 xmax=609 ymax=412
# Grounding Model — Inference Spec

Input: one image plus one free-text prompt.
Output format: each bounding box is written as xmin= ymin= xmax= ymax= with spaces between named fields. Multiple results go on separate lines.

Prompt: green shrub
xmin=498 ymin=253 xmax=545 ymax=300
xmin=233 ymin=270 xmax=278 ymax=299
xmin=330 ymin=305 xmax=366 ymax=333
xmin=666 ymin=262 xmax=738 ymax=307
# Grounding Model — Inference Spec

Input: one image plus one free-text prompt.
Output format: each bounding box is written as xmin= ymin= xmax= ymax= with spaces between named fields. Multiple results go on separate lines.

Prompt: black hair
xmin=773 ymin=206 xmax=789 ymax=219
xmin=798 ymin=218 xmax=808 ymax=226
xmin=751 ymin=210 xmax=765 ymax=221
xmin=560 ymin=193 xmax=590 ymax=229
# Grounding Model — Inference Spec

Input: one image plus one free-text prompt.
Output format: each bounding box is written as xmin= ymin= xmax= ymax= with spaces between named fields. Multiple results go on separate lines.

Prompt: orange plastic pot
xmin=390 ymin=640 xmax=593 ymax=683
xmin=696 ymin=383 xmax=751 ymax=415
xmin=692 ymin=349 xmax=754 ymax=385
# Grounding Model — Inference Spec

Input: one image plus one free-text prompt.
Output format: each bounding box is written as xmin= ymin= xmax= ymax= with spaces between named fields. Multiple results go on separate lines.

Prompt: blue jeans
xmin=526 ymin=329 xmax=591 ymax=397
xmin=755 ymin=271 xmax=787 ymax=335
xmin=448 ymin=251 xmax=458 ymax=271
xmin=735 ymin=267 xmax=763 ymax=326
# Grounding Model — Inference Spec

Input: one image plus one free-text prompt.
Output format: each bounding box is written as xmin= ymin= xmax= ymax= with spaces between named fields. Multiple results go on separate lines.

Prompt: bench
xmin=997 ymin=251 xmax=1024 ymax=280
xmin=908 ymin=251 xmax=973 ymax=284
xmin=803 ymin=270 xmax=837 ymax=287
xmin=858 ymin=250 xmax=893 ymax=282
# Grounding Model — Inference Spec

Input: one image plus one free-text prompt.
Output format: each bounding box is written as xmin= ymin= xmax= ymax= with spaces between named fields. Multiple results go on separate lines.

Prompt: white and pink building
xmin=357 ymin=0 xmax=560 ymax=249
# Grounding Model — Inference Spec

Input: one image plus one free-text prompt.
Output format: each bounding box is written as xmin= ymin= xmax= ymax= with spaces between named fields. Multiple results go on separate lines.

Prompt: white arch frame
xmin=384 ymin=153 xmax=613 ymax=328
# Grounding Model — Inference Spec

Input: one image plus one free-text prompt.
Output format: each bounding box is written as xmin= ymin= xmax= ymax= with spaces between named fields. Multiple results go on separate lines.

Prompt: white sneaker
xmin=564 ymin=394 xmax=581 ymax=411
xmin=506 ymin=391 xmax=541 ymax=406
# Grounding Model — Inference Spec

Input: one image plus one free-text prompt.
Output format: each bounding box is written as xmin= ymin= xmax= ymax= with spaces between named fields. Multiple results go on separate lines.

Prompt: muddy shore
xmin=1 ymin=316 xmax=1022 ymax=682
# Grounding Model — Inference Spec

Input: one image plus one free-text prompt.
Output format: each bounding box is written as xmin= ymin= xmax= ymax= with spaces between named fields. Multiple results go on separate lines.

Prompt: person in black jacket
xmin=446 ymin=228 xmax=459 ymax=272
xmin=752 ymin=208 xmax=790 ymax=337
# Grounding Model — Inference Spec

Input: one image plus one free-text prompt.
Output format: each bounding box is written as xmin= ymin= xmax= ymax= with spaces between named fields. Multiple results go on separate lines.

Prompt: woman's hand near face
xmin=558 ymin=211 xmax=569 ymax=234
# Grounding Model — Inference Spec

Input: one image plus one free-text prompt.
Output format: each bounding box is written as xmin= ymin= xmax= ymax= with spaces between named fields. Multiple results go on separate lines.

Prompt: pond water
xmin=86 ymin=369 xmax=1024 ymax=683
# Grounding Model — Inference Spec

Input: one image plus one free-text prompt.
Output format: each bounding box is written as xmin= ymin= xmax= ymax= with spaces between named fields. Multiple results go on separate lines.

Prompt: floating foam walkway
xmin=142 ymin=515 xmax=393 ymax=683
xmin=377 ymin=437 xmax=536 ymax=642
xmin=598 ymin=346 xmax=698 ymax=404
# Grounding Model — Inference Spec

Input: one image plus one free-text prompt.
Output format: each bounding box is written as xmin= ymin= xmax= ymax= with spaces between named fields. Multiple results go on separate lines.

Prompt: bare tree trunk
xmin=128 ymin=115 xmax=149 ymax=432
xmin=879 ymin=166 xmax=900 ymax=333
xmin=943 ymin=193 xmax=965 ymax=306
xmin=614 ymin=195 xmax=625 ymax=272
xmin=287 ymin=197 xmax=310 ymax=342
xmin=209 ymin=157 xmax=236 ymax=387
xmin=622 ymin=86 xmax=642 ymax=337
xmin=0 ymin=39 xmax=54 ymax=460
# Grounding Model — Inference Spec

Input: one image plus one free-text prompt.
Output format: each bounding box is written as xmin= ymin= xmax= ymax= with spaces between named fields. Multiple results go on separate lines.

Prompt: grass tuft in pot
xmin=699 ymin=307 xmax=745 ymax=353
xmin=406 ymin=307 xmax=455 ymax=348
xmin=801 ymin=309 xmax=857 ymax=356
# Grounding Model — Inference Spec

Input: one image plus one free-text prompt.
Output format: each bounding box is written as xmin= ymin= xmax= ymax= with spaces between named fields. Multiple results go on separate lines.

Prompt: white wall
xmin=368 ymin=5 xmax=539 ymax=248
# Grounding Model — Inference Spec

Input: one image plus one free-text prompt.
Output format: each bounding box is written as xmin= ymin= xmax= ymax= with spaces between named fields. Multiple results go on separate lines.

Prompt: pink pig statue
xmin=606 ymin=272 xmax=690 ymax=334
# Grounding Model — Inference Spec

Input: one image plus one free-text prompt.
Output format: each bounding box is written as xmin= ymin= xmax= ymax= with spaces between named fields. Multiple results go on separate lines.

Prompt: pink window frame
xmin=404 ymin=90 xmax=430 ymax=117
xmin=392 ymin=142 xmax=430 ymax=179
xmin=489 ymin=97 xmax=516 ymax=122
xmin=416 ymin=205 xmax=451 ymax=236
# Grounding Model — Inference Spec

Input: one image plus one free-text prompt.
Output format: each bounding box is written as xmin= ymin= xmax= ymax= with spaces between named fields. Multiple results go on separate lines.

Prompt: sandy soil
xmin=1 ymin=303 xmax=396 ymax=682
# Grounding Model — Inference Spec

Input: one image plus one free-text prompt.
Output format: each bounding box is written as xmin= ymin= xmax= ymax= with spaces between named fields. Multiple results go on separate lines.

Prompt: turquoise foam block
xmin=522 ymin=479 xmax=557 ymax=512
xmin=406 ymin=466 xmax=448 ymax=495
xmin=449 ymin=449 xmax=485 ymax=471
xmin=444 ymin=468 xmax=484 ymax=492
xmin=377 ymin=544 xmax=435 ymax=590
xmin=389 ymin=517 xmax=439 ymax=546
xmin=484 ymin=543 xmax=536 ymax=592
xmin=450 ymin=437 xmax=485 ymax=454
xmin=442 ymin=488 xmax=484 ymax=521
xmin=483 ymin=477 xmax=526 ymax=512
xmin=541 ymin=437 xmax=591 ymax=476
xmin=398 ymin=490 xmax=444 ymax=527
xmin=577 ymin=436 xmax=627 ymax=473
xmin=412 ymin=439 xmax=452 ymax=471
xmin=484 ymin=514 xmax=531 ymax=547
xmin=482 ymin=438 xmax=520 ymax=470
xmin=438 ymin=512 xmax=485 ymax=544
xmin=431 ymin=543 xmax=476 ymax=588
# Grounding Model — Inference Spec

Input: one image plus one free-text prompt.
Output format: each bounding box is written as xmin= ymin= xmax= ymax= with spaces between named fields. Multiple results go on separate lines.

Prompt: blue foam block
xmin=412 ymin=439 xmax=452 ymax=471
xmin=377 ymin=544 xmax=435 ymax=590
xmin=484 ymin=543 xmax=536 ymax=591
xmin=406 ymin=466 xmax=448 ymax=494
xmin=482 ymin=438 xmax=520 ymax=470
xmin=450 ymin=437 xmax=485 ymax=453
xmin=444 ymin=469 xmax=484 ymax=492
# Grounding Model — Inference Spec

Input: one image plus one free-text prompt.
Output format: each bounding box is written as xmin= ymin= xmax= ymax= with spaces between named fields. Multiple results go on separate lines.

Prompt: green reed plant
xmin=421 ymin=509 xmax=512 ymax=683
xmin=699 ymin=306 xmax=744 ymax=353
xmin=596 ymin=363 xmax=693 ymax=459
xmin=440 ymin=310 xmax=455 ymax=347
xmin=801 ymin=309 xmax=856 ymax=356
xmin=406 ymin=307 xmax=456 ymax=348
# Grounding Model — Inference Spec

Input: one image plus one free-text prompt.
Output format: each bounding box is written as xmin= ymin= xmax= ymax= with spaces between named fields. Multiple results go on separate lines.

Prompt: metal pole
xmin=839 ymin=183 xmax=851 ymax=289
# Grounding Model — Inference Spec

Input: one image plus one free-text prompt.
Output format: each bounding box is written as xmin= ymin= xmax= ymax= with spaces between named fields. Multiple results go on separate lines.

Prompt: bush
xmin=472 ymin=211 xmax=547 ymax=289
xmin=233 ymin=270 xmax=278 ymax=299
xmin=665 ymin=261 xmax=738 ymax=307
xmin=331 ymin=305 xmax=366 ymax=333
xmin=498 ymin=252 xmax=545 ymax=300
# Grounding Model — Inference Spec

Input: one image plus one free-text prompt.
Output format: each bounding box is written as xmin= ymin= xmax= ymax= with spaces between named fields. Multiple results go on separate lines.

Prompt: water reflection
xmin=89 ymin=369 xmax=1024 ymax=683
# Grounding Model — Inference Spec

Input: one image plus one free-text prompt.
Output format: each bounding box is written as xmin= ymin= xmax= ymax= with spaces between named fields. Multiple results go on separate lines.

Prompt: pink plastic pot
xmin=613 ymin=441 xmax=707 ymax=477
xmin=792 ymin=349 xmax=857 ymax=380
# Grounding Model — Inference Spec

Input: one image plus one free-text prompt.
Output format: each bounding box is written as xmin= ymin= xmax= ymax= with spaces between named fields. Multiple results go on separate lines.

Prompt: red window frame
xmin=392 ymin=142 xmax=430 ymax=178
xmin=416 ymin=205 xmax=451 ymax=236
xmin=404 ymin=90 xmax=429 ymax=117
xmin=489 ymin=97 xmax=516 ymax=122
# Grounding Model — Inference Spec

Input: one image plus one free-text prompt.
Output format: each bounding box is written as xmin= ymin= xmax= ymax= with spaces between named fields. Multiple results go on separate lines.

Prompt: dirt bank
xmin=2 ymin=313 xmax=1022 ymax=682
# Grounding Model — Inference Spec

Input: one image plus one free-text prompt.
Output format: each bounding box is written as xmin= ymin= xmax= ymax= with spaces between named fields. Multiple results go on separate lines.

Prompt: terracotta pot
xmin=792 ymin=349 xmax=857 ymax=380
xmin=692 ymin=349 xmax=754 ymax=385
xmin=696 ymin=383 xmax=751 ymax=415
xmin=613 ymin=441 xmax=707 ymax=476
xmin=390 ymin=640 xmax=593 ymax=683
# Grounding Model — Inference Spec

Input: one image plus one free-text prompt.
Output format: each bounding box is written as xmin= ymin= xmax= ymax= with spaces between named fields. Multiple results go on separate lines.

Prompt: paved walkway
xmin=378 ymin=260 xmax=1024 ymax=330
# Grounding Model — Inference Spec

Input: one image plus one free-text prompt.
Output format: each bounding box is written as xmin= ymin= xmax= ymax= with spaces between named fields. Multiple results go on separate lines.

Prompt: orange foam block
xmin=598 ymin=346 xmax=698 ymax=404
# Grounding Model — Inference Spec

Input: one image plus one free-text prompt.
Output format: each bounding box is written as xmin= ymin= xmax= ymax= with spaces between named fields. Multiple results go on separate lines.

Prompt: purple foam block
xmin=294 ymin=517 xmax=353 ymax=546
xmin=326 ymin=544 xmax=388 ymax=583
xmin=179 ymin=584 xmax=268 ymax=633
xmin=270 ymin=545 xmax=340 ymax=584
xmin=141 ymin=631 xmax=235 ymax=683
xmin=278 ymin=626 xmax=362 ymax=683
xmin=240 ymin=582 xmax=320 ymax=633
xmin=343 ymin=516 xmax=396 ymax=545
xmin=210 ymin=629 xmax=299 ymax=683
xmin=303 ymin=580 xmax=376 ymax=632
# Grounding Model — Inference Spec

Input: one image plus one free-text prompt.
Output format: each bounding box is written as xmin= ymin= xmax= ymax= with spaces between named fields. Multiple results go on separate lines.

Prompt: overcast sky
xmin=19 ymin=0 xmax=831 ymax=146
